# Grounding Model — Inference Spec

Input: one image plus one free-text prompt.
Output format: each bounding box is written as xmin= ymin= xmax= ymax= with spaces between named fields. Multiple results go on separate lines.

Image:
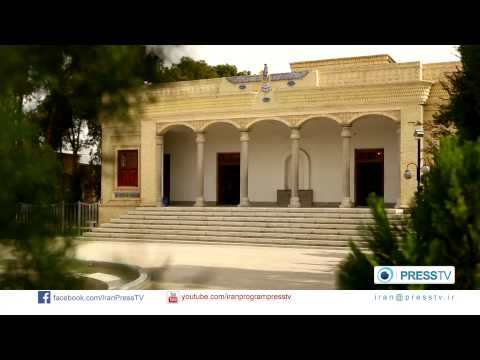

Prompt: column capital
xmin=240 ymin=131 xmax=250 ymax=142
xmin=290 ymin=128 xmax=301 ymax=140
xmin=196 ymin=132 xmax=205 ymax=143
xmin=156 ymin=135 xmax=164 ymax=146
xmin=341 ymin=125 xmax=352 ymax=138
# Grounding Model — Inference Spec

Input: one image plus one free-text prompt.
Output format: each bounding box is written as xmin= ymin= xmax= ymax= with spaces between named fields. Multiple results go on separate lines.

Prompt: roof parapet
xmin=290 ymin=54 xmax=396 ymax=71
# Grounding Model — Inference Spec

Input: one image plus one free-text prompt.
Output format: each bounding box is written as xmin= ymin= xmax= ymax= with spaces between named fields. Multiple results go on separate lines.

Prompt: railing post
xmin=77 ymin=201 xmax=81 ymax=235
xmin=61 ymin=201 xmax=65 ymax=233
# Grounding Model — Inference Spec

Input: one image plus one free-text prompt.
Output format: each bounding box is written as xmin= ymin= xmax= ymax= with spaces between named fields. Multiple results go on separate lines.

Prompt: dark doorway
xmin=217 ymin=153 xmax=240 ymax=205
xmin=163 ymin=153 xmax=171 ymax=205
xmin=355 ymin=149 xmax=384 ymax=206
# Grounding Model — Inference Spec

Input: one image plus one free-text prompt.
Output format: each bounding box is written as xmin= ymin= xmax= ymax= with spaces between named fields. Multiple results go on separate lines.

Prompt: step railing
xmin=17 ymin=201 xmax=99 ymax=235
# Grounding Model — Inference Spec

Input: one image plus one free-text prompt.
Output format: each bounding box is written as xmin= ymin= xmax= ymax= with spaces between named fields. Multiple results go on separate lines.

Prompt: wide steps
xmin=126 ymin=210 xmax=401 ymax=219
xmin=100 ymin=222 xmax=366 ymax=232
xmin=118 ymin=214 xmax=402 ymax=224
xmin=79 ymin=234 xmax=367 ymax=248
xmin=84 ymin=206 xmax=403 ymax=249
xmin=135 ymin=206 xmax=401 ymax=214
xmin=85 ymin=227 xmax=366 ymax=240
xmin=110 ymin=218 xmax=398 ymax=227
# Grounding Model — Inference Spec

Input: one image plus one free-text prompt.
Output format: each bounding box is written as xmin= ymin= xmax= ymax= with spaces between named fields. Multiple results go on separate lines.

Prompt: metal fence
xmin=16 ymin=202 xmax=99 ymax=234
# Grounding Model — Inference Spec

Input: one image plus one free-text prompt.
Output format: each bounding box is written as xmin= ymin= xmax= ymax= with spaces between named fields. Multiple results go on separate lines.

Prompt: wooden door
xmin=217 ymin=153 xmax=240 ymax=205
xmin=355 ymin=149 xmax=384 ymax=206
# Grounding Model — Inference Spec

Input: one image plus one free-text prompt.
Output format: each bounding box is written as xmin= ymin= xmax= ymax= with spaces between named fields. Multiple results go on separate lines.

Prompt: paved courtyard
xmin=74 ymin=240 xmax=349 ymax=289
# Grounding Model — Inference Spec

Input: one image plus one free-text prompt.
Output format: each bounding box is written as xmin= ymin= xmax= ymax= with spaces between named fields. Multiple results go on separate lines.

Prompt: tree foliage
xmin=158 ymin=56 xmax=250 ymax=82
xmin=0 ymin=94 xmax=82 ymax=289
xmin=0 ymin=45 xmax=169 ymax=201
xmin=0 ymin=45 xmax=167 ymax=288
xmin=435 ymin=45 xmax=480 ymax=141
xmin=336 ymin=195 xmax=411 ymax=290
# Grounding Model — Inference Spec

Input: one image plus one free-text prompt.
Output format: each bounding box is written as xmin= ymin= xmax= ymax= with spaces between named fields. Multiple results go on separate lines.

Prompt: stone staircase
xmin=80 ymin=206 xmax=405 ymax=249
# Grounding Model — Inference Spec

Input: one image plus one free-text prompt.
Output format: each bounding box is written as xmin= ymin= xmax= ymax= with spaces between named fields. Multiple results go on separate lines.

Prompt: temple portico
xmin=99 ymin=54 xmax=460 ymax=225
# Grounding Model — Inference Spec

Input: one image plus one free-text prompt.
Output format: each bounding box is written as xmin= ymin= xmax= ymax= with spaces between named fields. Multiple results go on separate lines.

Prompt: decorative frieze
xmin=336 ymin=110 xmax=401 ymax=124
xmin=143 ymin=82 xmax=433 ymax=119
xmin=226 ymin=75 xmax=262 ymax=84
xmin=270 ymin=71 xmax=309 ymax=81
xmin=226 ymin=71 xmax=309 ymax=84
xmin=155 ymin=110 xmax=403 ymax=135
xmin=422 ymin=62 xmax=461 ymax=82
xmin=151 ymin=81 xmax=220 ymax=97
xmin=314 ymin=63 xmax=421 ymax=87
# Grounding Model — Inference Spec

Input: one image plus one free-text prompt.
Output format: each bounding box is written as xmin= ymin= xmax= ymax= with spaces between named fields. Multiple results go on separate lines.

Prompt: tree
xmin=213 ymin=64 xmax=251 ymax=77
xmin=435 ymin=45 xmax=480 ymax=141
xmin=0 ymin=94 xmax=82 ymax=289
xmin=3 ymin=46 xmax=167 ymax=201
xmin=158 ymin=56 xmax=251 ymax=82
xmin=0 ymin=46 xmax=169 ymax=288
xmin=337 ymin=45 xmax=480 ymax=290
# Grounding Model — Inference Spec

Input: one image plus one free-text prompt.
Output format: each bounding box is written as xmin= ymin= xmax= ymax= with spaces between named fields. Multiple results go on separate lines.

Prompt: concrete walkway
xmin=74 ymin=240 xmax=350 ymax=289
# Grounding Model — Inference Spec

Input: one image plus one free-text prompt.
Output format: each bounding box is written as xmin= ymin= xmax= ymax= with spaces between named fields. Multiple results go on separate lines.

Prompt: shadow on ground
xmin=146 ymin=264 xmax=337 ymax=290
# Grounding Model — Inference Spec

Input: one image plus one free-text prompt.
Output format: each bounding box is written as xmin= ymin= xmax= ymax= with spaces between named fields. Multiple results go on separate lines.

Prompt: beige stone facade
xmin=99 ymin=54 xmax=460 ymax=225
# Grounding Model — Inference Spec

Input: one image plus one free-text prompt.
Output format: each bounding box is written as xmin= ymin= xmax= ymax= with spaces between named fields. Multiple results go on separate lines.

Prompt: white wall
xmin=300 ymin=119 xmax=343 ymax=203
xmin=164 ymin=128 xmax=196 ymax=202
xmin=163 ymin=116 xmax=399 ymax=205
xmin=249 ymin=121 xmax=291 ymax=202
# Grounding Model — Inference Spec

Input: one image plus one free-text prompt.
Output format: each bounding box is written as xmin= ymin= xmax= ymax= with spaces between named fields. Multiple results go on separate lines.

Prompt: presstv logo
xmin=38 ymin=291 xmax=51 ymax=304
xmin=374 ymin=266 xmax=455 ymax=284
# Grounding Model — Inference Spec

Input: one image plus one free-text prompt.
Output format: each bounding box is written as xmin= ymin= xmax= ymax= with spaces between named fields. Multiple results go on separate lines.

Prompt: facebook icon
xmin=38 ymin=291 xmax=51 ymax=304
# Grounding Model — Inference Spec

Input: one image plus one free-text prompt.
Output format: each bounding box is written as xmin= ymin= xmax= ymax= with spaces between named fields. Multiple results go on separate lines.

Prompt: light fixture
xmin=403 ymin=169 xmax=412 ymax=180
xmin=414 ymin=127 xmax=424 ymax=139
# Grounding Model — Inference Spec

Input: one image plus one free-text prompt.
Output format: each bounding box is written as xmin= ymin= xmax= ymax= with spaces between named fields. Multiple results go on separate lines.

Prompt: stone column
xmin=339 ymin=125 xmax=353 ymax=208
xmin=239 ymin=131 xmax=250 ymax=207
xmin=194 ymin=132 xmax=205 ymax=207
xmin=156 ymin=135 xmax=164 ymax=206
xmin=140 ymin=120 xmax=158 ymax=206
xmin=395 ymin=125 xmax=401 ymax=208
xmin=289 ymin=128 xmax=301 ymax=208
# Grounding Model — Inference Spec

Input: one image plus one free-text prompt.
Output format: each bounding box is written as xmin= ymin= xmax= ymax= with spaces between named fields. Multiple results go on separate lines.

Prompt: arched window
xmin=284 ymin=149 xmax=311 ymax=190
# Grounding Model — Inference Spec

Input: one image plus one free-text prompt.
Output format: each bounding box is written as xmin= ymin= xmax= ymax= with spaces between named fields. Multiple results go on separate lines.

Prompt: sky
xmin=158 ymin=45 xmax=460 ymax=74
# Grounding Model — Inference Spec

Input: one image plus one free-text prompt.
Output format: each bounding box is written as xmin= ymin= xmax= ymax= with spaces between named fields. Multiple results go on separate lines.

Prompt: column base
xmin=238 ymin=198 xmax=250 ymax=207
xmin=339 ymin=197 xmax=353 ymax=208
xmin=156 ymin=201 xmax=164 ymax=207
xmin=194 ymin=198 xmax=205 ymax=207
xmin=289 ymin=196 xmax=301 ymax=208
